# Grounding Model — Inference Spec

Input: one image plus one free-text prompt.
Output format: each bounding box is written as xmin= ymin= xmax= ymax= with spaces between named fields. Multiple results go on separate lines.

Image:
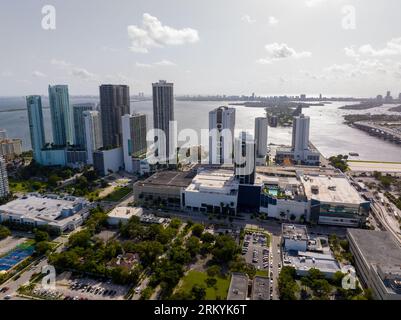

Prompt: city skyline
xmin=1 ymin=0 xmax=401 ymax=97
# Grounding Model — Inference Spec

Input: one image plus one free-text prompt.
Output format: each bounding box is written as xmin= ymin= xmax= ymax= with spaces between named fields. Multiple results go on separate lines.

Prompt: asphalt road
xmin=271 ymin=235 xmax=281 ymax=300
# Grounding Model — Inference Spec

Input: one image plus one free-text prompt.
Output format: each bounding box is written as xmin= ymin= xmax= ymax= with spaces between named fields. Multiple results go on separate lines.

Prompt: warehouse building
xmin=347 ymin=229 xmax=401 ymax=300
xmin=0 ymin=194 xmax=90 ymax=233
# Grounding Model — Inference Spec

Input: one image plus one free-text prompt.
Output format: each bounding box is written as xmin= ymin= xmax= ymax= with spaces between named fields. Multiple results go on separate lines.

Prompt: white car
xmin=134 ymin=287 xmax=142 ymax=294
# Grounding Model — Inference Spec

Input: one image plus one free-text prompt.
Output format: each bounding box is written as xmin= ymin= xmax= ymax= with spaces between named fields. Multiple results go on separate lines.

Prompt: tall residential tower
xmin=73 ymin=103 xmax=95 ymax=148
xmin=0 ymin=156 xmax=9 ymax=198
xmin=152 ymin=80 xmax=174 ymax=161
xmin=209 ymin=106 xmax=236 ymax=165
xmin=122 ymin=113 xmax=148 ymax=172
xmin=48 ymin=85 xmax=73 ymax=146
xmin=99 ymin=85 xmax=130 ymax=148
xmin=26 ymin=95 xmax=46 ymax=163
xmin=254 ymin=117 xmax=268 ymax=165
xmin=83 ymin=111 xmax=103 ymax=165
xmin=292 ymin=114 xmax=310 ymax=162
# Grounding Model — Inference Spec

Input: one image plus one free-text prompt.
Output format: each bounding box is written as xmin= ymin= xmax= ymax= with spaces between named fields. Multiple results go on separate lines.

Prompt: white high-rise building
xmin=209 ymin=106 xmax=236 ymax=165
xmin=122 ymin=114 xmax=147 ymax=173
xmin=0 ymin=129 xmax=7 ymax=141
xmin=254 ymin=117 xmax=268 ymax=165
xmin=83 ymin=111 xmax=103 ymax=165
xmin=292 ymin=114 xmax=310 ymax=162
xmin=152 ymin=80 xmax=174 ymax=161
xmin=0 ymin=157 xmax=9 ymax=198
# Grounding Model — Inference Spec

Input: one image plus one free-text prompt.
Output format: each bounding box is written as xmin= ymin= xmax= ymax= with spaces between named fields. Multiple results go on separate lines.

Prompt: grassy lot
xmin=255 ymin=270 xmax=269 ymax=277
xmin=101 ymin=186 xmax=132 ymax=202
xmin=8 ymin=179 xmax=48 ymax=193
xmin=178 ymin=271 xmax=230 ymax=300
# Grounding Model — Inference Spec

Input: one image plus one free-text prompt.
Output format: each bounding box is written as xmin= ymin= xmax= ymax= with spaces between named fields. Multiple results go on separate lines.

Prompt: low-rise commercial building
xmin=0 ymin=194 xmax=90 ymax=233
xmin=257 ymin=168 xmax=369 ymax=227
xmin=302 ymin=174 xmax=370 ymax=227
xmin=283 ymin=250 xmax=341 ymax=278
xmin=251 ymin=276 xmax=270 ymax=300
xmin=282 ymin=224 xmax=308 ymax=252
xmin=134 ymin=170 xmax=195 ymax=210
xmin=183 ymin=168 xmax=238 ymax=215
xmin=258 ymin=174 xmax=309 ymax=222
xmin=227 ymin=273 xmax=249 ymax=300
xmin=107 ymin=206 xmax=143 ymax=226
xmin=347 ymin=229 xmax=401 ymax=300
xmin=282 ymin=224 xmax=341 ymax=278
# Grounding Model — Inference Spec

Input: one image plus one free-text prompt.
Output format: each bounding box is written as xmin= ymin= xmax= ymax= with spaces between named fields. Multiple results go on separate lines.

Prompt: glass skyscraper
xmin=48 ymin=85 xmax=73 ymax=146
xmin=99 ymin=84 xmax=130 ymax=148
xmin=26 ymin=95 xmax=46 ymax=163
xmin=73 ymin=103 xmax=95 ymax=148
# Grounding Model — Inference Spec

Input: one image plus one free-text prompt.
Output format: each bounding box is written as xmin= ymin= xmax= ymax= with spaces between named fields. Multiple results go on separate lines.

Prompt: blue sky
xmin=0 ymin=0 xmax=401 ymax=97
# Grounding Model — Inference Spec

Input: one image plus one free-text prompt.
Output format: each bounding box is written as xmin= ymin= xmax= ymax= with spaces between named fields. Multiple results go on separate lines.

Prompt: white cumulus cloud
xmin=50 ymin=58 xmax=97 ymax=81
xmin=71 ymin=67 xmax=96 ymax=80
xmin=32 ymin=71 xmax=46 ymax=78
xmin=128 ymin=13 xmax=199 ymax=53
xmin=345 ymin=38 xmax=401 ymax=58
xmin=241 ymin=15 xmax=256 ymax=24
xmin=268 ymin=16 xmax=279 ymax=25
xmin=136 ymin=60 xmax=176 ymax=68
xmin=257 ymin=43 xmax=311 ymax=64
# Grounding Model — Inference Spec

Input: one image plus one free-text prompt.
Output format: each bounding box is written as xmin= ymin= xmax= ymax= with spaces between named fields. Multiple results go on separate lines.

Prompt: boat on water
xmin=349 ymin=152 xmax=359 ymax=157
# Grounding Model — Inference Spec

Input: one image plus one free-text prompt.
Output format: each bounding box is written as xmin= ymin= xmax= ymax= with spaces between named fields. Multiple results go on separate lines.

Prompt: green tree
xmin=191 ymin=284 xmax=206 ymax=300
xmin=186 ymin=236 xmax=201 ymax=258
xmin=68 ymin=230 xmax=92 ymax=248
xmin=34 ymin=229 xmax=49 ymax=243
xmin=192 ymin=224 xmax=205 ymax=238
xmin=0 ymin=225 xmax=11 ymax=240
xmin=212 ymin=235 xmax=238 ymax=263
xmin=201 ymin=232 xmax=215 ymax=243
xmin=35 ymin=241 xmax=52 ymax=256
xmin=207 ymin=265 xmax=221 ymax=277
xmin=278 ymin=267 xmax=299 ymax=300
xmin=48 ymin=175 xmax=61 ymax=187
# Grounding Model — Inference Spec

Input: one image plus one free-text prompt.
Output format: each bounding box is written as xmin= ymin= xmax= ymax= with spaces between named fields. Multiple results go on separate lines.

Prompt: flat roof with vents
xmin=301 ymin=174 xmax=364 ymax=205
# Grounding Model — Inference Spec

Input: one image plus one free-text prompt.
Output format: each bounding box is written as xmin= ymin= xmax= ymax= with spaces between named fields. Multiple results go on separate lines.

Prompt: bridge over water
xmin=353 ymin=121 xmax=401 ymax=145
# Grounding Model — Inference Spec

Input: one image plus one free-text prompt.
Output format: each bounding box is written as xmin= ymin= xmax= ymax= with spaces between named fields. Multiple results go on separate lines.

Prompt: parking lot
xmin=29 ymin=272 xmax=130 ymax=300
xmin=242 ymin=232 xmax=270 ymax=274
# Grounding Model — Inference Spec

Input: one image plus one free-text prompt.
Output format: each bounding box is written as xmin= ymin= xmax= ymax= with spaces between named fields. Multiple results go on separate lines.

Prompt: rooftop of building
xmin=255 ymin=174 xmax=304 ymax=200
xmin=108 ymin=206 xmax=143 ymax=220
xmin=251 ymin=276 xmax=270 ymax=300
xmin=136 ymin=170 xmax=196 ymax=189
xmin=0 ymin=194 xmax=86 ymax=222
xmin=282 ymin=224 xmax=308 ymax=241
xmin=347 ymin=229 xmax=401 ymax=268
xmin=227 ymin=273 xmax=249 ymax=300
xmin=301 ymin=173 xmax=364 ymax=204
xmin=283 ymin=250 xmax=341 ymax=275
xmin=185 ymin=168 xmax=238 ymax=195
